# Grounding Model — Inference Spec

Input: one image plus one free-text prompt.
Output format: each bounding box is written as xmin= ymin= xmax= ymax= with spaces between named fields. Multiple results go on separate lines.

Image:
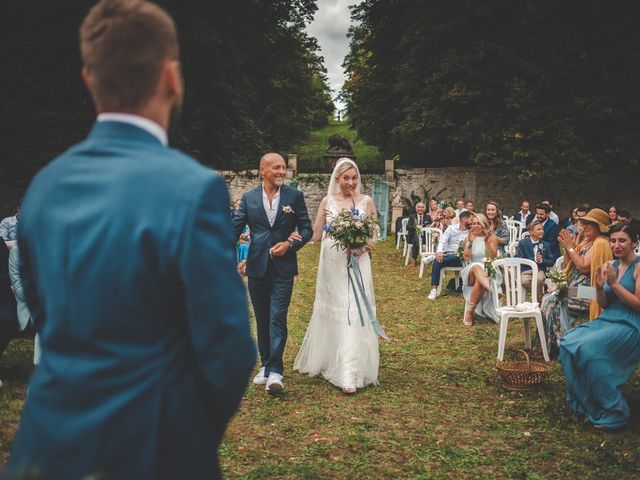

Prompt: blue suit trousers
xmin=430 ymin=254 xmax=463 ymax=286
xmin=247 ymin=262 xmax=294 ymax=376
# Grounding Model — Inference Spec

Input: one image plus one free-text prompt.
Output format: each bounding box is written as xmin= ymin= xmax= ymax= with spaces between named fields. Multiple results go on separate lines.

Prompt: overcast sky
xmin=306 ymin=0 xmax=354 ymax=112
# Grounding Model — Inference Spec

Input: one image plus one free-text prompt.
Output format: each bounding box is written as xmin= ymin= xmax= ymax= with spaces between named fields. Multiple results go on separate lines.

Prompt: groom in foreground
xmin=233 ymin=153 xmax=312 ymax=392
xmin=8 ymin=1 xmax=255 ymax=478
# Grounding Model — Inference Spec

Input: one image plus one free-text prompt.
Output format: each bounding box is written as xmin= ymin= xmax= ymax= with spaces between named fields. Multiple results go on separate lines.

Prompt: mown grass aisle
xmin=222 ymin=238 xmax=640 ymax=479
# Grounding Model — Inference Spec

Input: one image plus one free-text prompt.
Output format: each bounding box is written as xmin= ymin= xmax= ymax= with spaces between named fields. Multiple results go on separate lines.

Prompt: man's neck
xmin=262 ymin=182 xmax=280 ymax=197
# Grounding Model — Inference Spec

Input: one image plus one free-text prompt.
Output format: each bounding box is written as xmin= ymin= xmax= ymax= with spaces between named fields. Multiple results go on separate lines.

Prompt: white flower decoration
xmin=282 ymin=205 xmax=295 ymax=214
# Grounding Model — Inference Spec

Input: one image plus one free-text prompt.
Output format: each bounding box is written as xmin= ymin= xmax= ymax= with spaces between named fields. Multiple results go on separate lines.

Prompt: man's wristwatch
xmin=287 ymin=239 xmax=294 ymax=249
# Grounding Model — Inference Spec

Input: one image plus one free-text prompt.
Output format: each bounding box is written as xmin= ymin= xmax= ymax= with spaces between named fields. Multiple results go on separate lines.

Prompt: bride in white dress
xmin=292 ymin=158 xmax=380 ymax=394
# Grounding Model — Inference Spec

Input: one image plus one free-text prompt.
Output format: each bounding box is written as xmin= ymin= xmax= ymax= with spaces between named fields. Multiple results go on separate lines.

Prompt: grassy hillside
xmin=288 ymin=118 xmax=383 ymax=173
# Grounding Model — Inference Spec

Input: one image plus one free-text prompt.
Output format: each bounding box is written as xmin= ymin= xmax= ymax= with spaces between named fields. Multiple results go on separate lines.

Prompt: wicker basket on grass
xmin=496 ymin=349 xmax=549 ymax=391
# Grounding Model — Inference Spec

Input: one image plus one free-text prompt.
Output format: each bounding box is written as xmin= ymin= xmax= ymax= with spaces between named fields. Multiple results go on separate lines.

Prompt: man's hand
xmin=271 ymin=241 xmax=291 ymax=257
xmin=436 ymin=252 xmax=444 ymax=263
xmin=288 ymin=231 xmax=303 ymax=242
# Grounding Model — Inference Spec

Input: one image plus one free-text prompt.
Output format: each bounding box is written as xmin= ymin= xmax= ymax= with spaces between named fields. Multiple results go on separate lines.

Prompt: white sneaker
xmin=252 ymin=367 xmax=268 ymax=385
xmin=427 ymin=288 xmax=438 ymax=300
xmin=265 ymin=373 xmax=284 ymax=393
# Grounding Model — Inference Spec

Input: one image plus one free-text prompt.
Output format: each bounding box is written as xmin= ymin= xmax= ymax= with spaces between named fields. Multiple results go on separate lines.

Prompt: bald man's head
xmin=260 ymin=152 xmax=287 ymax=190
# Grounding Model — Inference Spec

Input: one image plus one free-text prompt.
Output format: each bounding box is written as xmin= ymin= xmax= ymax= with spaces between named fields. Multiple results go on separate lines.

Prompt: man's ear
xmin=81 ymin=67 xmax=91 ymax=90
xmin=164 ymin=60 xmax=182 ymax=99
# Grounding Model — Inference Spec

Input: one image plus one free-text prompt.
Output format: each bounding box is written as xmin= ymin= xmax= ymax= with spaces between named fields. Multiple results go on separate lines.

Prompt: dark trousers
xmin=430 ymin=254 xmax=462 ymax=286
xmin=247 ymin=264 xmax=294 ymax=376
xmin=407 ymin=233 xmax=420 ymax=261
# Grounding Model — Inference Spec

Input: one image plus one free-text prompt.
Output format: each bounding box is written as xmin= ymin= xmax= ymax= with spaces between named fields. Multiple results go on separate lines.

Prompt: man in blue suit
xmin=535 ymin=203 xmax=561 ymax=260
xmin=7 ymin=1 xmax=255 ymax=478
xmin=233 ymin=153 xmax=312 ymax=393
xmin=515 ymin=220 xmax=555 ymax=301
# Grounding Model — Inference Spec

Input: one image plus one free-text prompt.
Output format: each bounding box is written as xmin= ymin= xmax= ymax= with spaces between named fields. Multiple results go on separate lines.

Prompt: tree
xmin=0 ymin=0 xmax=334 ymax=192
xmin=342 ymin=0 xmax=640 ymax=181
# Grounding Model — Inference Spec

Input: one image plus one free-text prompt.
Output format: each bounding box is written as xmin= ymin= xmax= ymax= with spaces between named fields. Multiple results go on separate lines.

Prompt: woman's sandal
xmin=463 ymin=302 xmax=476 ymax=326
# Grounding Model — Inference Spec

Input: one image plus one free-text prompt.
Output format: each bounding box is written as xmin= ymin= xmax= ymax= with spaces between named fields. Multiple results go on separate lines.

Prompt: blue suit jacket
xmin=232 ymin=184 xmax=312 ymax=278
xmin=542 ymin=218 xmax=561 ymax=260
xmin=515 ymin=237 xmax=555 ymax=272
xmin=8 ymin=121 xmax=256 ymax=479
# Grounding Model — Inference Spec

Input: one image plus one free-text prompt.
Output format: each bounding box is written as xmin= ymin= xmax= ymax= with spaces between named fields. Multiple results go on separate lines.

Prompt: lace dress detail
xmin=293 ymin=195 xmax=379 ymax=389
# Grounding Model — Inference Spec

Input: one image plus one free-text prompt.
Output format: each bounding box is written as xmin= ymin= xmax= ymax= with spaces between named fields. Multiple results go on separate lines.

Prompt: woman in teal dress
xmin=559 ymin=222 xmax=640 ymax=430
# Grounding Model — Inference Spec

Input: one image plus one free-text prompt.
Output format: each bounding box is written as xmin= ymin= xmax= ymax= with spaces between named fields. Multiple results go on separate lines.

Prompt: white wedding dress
xmin=294 ymin=194 xmax=380 ymax=389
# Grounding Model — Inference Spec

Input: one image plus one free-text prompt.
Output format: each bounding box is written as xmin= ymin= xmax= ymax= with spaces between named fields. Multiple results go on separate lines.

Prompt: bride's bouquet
xmin=323 ymin=207 xmax=378 ymax=254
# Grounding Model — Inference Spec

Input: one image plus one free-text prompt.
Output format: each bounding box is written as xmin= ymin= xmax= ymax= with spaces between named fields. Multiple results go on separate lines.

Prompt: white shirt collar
xmin=97 ymin=113 xmax=168 ymax=146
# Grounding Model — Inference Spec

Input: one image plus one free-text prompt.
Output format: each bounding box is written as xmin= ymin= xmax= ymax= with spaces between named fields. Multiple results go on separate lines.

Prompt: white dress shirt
xmin=262 ymin=185 xmax=281 ymax=227
xmin=549 ymin=211 xmax=560 ymax=224
xmin=436 ymin=223 xmax=468 ymax=254
xmin=97 ymin=113 xmax=168 ymax=146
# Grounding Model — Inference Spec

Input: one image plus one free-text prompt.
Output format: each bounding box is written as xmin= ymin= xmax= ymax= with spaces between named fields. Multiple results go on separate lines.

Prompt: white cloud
xmin=306 ymin=0 xmax=354 ymax=111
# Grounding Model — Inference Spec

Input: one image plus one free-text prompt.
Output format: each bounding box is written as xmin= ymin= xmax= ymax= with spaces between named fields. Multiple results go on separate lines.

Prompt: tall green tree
xmin=342 ymin=0 xmax=640 ymax=181
xmin=0 ymin=0 xmax=333 ymax=192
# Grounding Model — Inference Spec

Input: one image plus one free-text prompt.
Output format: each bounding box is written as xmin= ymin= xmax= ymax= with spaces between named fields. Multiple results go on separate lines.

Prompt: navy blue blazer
xmin=515 ymin=237 xmax=555 ymax=272
xmin=8 ymin=121 xmax=256 ymax=479
xmin=513 ymin=211 xmax=535 ymax=226
xmin=232 ymin=184 xmax=312 ymax=278
xmin=542 ymin=219 xmax=561 ymax=259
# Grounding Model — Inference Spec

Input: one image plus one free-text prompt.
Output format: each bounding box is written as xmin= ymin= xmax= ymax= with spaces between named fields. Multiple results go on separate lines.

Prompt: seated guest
xmin=0 ymin=205 xmax=19 ymax=242
xmin=535 ymin=203 xmax=561 ymax=260
xmin=8 ymin=246 xmax=40 ymax=365
xmin=617 ymin=209 xmax=631 ymax=223
xmin=427 ymin=211 xmax=473 ymax=300
xmin=465 ymin=200 xmax=475 ymax=213
xmin=0 ymin=243 xmax=18 ymax=387
xmin=542 ymin=200 xmax=560 ymax=225
xmin=559 ymin=222 xmax=640 ymax=431
xmin=515 ymin=220 xmax=554 ymax=302
xmin=406 ymin=202 xmax=431 ymax=266
xmin=540 ymin=208 xmax=613 ymax=357
xmin=461 ymin=214 xmax=502 ymax=326
xmin=565 ymin=208 xmax=579 ymax=235
xmin=429 ymin=209 xmax=449 ymax=231
xmin=445 ymin=206 xmax=457 ymax=225
xmin=608 ymin=205 xmax=619 ymax=225
xmin=427 ymin=199 xmax=439 ymax=221
xmin=455 ymin=200 xmax=466 ymax=217
xmin=512 ymin=200 xmax=535 ymax=226
xmin=485 ymin=201 xmax=509 ymax=253
xmin=237 ymin=225 xmax=250 ymax=262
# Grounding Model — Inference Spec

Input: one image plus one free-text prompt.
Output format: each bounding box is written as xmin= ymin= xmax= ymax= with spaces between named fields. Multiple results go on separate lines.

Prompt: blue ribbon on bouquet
xmin=347 ymin=253 xmax=389 ymax=341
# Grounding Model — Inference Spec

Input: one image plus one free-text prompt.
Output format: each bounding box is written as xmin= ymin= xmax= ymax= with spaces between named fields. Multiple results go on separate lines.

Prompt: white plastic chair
xmin=506 ymin=224 xmax=520 ymax=244
xmin=635 ymin=244 xmax=640 ymax=256
xmin=505 ymin=219 xmax=524 ymax=240
xmin=418 ymin=227 xmax=442 ymax=278
xmin=436 ymin=266 xmax=463 ymax=297
xmin=507 ymin=242 xmax=518 ymax=258
xmin=492 ymin=258 xmax=550 ymax=362
xmin=397 ymin=217 xmax=409 ymax=251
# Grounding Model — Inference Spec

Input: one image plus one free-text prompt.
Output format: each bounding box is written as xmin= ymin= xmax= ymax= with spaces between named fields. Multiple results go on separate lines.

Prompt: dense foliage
xmin=0 ymin=0 xmax=333 ymax=188
xmin=342 ymin=0 xmax=640 ymax=181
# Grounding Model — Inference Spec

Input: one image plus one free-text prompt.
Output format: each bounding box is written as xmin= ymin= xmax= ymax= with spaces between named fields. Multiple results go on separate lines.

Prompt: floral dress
xmin=539 ymin=244 xmax=591 ymax=358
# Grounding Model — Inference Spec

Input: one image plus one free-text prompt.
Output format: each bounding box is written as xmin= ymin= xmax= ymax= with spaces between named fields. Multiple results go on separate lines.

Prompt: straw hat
xmin=579 ymin=208 xmax=610 ymax=233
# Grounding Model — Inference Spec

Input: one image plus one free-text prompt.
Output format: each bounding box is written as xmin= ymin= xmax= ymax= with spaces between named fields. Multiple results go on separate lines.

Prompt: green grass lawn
xmin=289 ymin=118 xmax=383 ymax=173
xmin=1 ymin=239 xmax=639 ymax=478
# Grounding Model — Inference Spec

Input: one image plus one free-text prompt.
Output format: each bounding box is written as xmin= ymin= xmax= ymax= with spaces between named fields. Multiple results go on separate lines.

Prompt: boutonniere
xmin=282 ymin=205 xmax=295 ymax=214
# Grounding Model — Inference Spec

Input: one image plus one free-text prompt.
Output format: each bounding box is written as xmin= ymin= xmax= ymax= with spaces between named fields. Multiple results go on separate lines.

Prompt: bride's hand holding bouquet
xmin=324 ymin=207 xmax=378 ymax=261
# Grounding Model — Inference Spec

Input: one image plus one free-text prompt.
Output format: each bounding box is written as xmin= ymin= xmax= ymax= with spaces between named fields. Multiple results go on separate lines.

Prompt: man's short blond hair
xmin=80 ymin=0 xmax=179 ymax=111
